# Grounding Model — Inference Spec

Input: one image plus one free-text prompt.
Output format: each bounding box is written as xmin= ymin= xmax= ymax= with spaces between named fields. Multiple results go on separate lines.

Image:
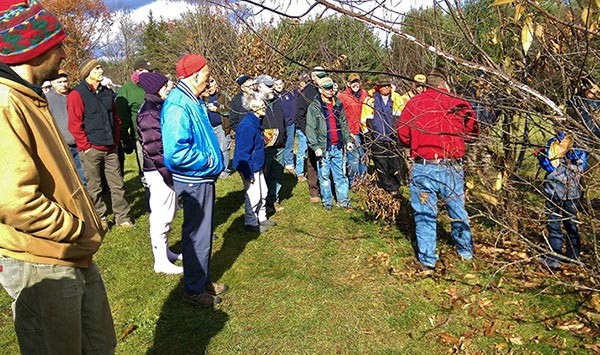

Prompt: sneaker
xmin=297 ymin=175 xmax=307 ymax=182
xmin=154 ymin=262 xmax=183 ymax=275
xmin=205 ymin=282 xmax=228 ymax=296
xmin=260 ymin=220 xmax=277 ymax=227
xmin=245 ymin=224 xmax=267 ymax=233
xmin=117 ymin=220 xmax=134 ymax=228
xmin=309 ymin=196 xmax=321 ymax=203
xmin=324 ymin=205 xmax=333 ymax=211
xmin=285 ymin=166 xmax=296 ymax=175
xmin=274 ymin=202 xmax=284 ymax=212
xmin=540 ymin=256 xmax=560 ymax=269
xmin=415 ymin=259 xmax=436 ymax=272
xmin=182 ymin=292 xmax=221 ymax=307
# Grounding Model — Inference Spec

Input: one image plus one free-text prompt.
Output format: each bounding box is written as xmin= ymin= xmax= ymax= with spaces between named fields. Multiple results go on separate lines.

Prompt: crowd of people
xmin=0 ymin=0 xmax=593 ymax=353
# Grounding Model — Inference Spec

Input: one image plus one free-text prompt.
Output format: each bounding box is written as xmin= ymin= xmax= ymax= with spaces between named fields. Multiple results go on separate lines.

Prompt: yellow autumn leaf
xmin=521 ymin=17 xmax=534 ymax=54
xmin=514 ymin=4 xmax=525 ymax=22
xmin=493 ymin=171 xmax=504 ymax=191
xmin=491 ymin=0 xmax=516 ymax=5
xmin=581 ymin=7 xmax=594 ymax=28
xmin=595 ymin=0 xmax=600 ymax=8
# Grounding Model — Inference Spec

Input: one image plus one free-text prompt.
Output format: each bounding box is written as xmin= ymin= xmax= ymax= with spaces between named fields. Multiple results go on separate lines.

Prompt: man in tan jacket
xmin=0 ymin=1 xmax=116 ymax=353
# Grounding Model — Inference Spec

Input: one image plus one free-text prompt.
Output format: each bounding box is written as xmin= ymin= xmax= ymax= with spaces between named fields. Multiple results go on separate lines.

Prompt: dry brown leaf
xmin=584 ymin=343 xmax=600 ymax=352
xmin=590 ymin=294 xmax=600 ymax=312
xmin=438 ymin=332 xmax=459 ymax=345
xmin=514 ymin=4 xmax=525 ymax=22
xmin=484 ymin=320 xmax=496 ymax=336
xmin=509 ymin=336 xmax=524 ymax=345
xmin=495 ymin=343 xmax=508 ymax=351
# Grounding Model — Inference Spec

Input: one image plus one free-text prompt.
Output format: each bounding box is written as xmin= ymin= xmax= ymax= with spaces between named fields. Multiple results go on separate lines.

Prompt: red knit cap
xmin=0 ymin=0 xmax=66 ymax=65
xmin=176 ymin=54 xmax=207 ymax=78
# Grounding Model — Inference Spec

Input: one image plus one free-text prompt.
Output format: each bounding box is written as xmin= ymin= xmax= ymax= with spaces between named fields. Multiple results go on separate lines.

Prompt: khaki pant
xmin=0 ymin=257 xmax=116 ymax=354
xmin=82 ymin=147 xmax=131 ymax=224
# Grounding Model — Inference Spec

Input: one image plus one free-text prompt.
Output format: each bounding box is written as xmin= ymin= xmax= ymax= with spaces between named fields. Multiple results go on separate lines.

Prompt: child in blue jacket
xmin=537 ymin=131 xmax=587 ymax=268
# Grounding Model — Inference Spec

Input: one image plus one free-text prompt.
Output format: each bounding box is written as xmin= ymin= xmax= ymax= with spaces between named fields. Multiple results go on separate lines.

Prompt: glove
xmin=346 ymin=142 xmax=355 ymax=152
xmin=121 ymin=139 xmax=134 ymax=154
xmin=314 ymin=148 xmax=323 ymax=157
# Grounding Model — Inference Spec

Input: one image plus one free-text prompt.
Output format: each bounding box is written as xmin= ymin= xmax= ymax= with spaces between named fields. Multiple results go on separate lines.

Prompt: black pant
xmin=370 ymin=140 xmax=405 ymax=193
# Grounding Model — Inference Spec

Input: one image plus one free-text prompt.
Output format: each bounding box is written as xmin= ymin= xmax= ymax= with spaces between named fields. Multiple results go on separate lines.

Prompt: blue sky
xmin=104 ymin=0 xmax=155 ymax=10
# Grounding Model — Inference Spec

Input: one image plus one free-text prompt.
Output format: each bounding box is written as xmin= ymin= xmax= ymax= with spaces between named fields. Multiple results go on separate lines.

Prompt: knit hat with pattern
xmin=0 ymin=0 xmax=66 ymax=65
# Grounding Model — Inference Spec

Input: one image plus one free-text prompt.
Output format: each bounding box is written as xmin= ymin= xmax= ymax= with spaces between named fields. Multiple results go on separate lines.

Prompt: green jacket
xmin=306 ymin=96 xmax=351 ymax=152
xmin=116 ymin=81 xmax=145 ymax=142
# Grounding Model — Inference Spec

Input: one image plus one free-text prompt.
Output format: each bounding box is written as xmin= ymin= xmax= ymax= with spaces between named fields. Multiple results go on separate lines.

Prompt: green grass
xmin=0 ymin=155 xmax=597 ymax=354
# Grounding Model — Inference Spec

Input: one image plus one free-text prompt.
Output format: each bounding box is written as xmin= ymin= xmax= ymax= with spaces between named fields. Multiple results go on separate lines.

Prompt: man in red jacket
xmin=68 ymin=58 xmax=133 ymax=228
xmin=338 ymin=73 xmax=368 ymax=186
xmin=398 ymin=68 xmax=479 ymax=270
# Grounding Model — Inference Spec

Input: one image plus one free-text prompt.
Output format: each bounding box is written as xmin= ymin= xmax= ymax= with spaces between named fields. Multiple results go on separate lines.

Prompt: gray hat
xmin=312 ymin=66 xmax=327 ymax=79
xmin=255 ymin=74 xmax=274 ymax=86
xmin=319 ymin=77 xmax=334 ymax=89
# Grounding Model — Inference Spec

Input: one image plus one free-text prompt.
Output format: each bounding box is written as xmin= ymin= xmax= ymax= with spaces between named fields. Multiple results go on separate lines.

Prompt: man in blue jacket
xmin=161 ymin=54 xmax=227 ymax=307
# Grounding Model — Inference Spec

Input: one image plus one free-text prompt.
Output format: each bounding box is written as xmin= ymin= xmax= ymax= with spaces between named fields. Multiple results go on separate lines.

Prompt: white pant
xmin=144 ymin=170 xmax=177 ymax=243
xmin=243 ymin=171 xmax=267 ymax=226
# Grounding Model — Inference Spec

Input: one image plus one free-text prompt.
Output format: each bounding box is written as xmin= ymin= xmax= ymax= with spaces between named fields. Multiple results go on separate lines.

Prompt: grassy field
xmin=0 ymin=155 xmax=598 ymax=354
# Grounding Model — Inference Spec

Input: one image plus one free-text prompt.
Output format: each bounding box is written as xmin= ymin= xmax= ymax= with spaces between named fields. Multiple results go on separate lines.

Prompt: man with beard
xmin=0 ymin=1 xmax=116 ymax=352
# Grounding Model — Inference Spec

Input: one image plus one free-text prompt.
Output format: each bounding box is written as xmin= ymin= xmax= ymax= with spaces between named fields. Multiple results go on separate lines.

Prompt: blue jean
xmin=546 ymin=198 xmax=580 ymax=259
xmin=265 ymin=147 xmax=284 ymax=205
xmin=0 ymin=258 xmax=116 ymax=354
xmin=410 ymin=163 xmax=473 ymax=267
xmin=173 ymin=181 xmax=215 ymax=294
xmin=346 ymin=134 xmax=367 ymax=186
xmin=317 ymin=145 xmax=350 ymax=207
xmin=69 ymin=146 xmax=86 ymax=185
xmin=284 ymin=124 xmax=296 ymax=168
xmin=212 ymin=125 xmax=231 ymax=173
xmin=296 ymin=129 xmax=308 ymax=177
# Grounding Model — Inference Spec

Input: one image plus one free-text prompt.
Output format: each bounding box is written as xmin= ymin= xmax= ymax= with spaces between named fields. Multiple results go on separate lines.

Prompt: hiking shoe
xmin=205 ymin=282 xmax=228 ymax=296
xmin=183 ymin=292 xmax=221 ymax=307
xmin=540 ymin=256 xmax=560 ymax=270
xmin=415 ymin=259 xmax=436 ymax=272
xmin=324 ymin=205 xmax=333 ymax=211
xmin=309 ymin=196 xmax=321 ymax=203
xmin=117 ymin=220 xmax=134 ymax=228
xmin=260 ymin=220 xmax=277 ymax=227
xmin=245 ymin=224 xmax=266 ymax=233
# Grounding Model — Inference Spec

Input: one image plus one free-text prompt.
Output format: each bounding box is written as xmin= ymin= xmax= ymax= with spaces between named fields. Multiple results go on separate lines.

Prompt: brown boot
xmin=205 ymin=282 xmax=229 ymax=296
xmin=183 ymin=292 xmax=221 ymax=307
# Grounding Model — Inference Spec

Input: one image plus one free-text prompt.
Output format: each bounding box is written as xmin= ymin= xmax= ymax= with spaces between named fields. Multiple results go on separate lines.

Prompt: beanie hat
xmin=138 ymin=72 xmax=168 ymax=95
xmin=79 ymin=58 xmax=99 ymax=79
xmin=176 ymin=54 xmax=207 ymax=78
xmin=0 ymin=0 xmax=66 ymax=65
xmin=235 ymin=74 xmax=252 ymax=86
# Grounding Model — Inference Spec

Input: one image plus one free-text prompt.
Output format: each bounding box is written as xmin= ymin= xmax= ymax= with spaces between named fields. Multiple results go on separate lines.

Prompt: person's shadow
xmin=147 ymin=279 xmax=228 ymax=354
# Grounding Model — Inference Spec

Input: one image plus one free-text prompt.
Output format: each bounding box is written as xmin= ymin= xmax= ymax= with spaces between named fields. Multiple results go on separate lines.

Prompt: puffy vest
xmin=74 ymin=82 xmax=115 ymax=146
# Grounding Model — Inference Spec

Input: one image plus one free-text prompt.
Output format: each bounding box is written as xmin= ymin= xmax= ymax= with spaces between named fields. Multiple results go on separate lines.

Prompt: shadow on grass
xmin=278 ymin=171 xmax=298 ymax=203
xmin=147 ymin=279 xmax=228 ymax=355
xmin=213 ymin=189 xmax=245 ymax=231
xmin=210 ymin=215 xmax=261 ymax=281
xmin=123 ymin=173 xmax=148 ymax=220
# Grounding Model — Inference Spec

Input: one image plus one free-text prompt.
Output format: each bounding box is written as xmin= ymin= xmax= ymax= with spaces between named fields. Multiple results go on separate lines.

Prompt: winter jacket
xmin=296 ymin=81 xmax=319 ymax=133
xmin=116 ymin=81 xmax=145 ymax=143
xmin=277 ymin=89 xmax=298 ymax=126
xmin=338 ymin=87 xmax=367 ymax=135
xmin=228 ymin=92 xmax=247 ymax=132
xmin=161 ymin=81 xmax=224 ymax=184
xmin=306 ymin=95 xmax=351 ymax=152
xmin=68 ymin=81 xmax=121 ymax=151
xmin=538 ymin=132 xmax=587 ymax=200
xmin=362 ymin=90 xmax=403 ymax=142
xmin=0 ymin=63 xmax=104 ymax=268
xmin=398 ymin=88 xmax=478 ymax=159
xmin=262 ymin=98 xmax=287 ymax=148
xmin=137 ymin=93 xmax=172 ymax=187
xmin=233 ymin=112 xmax=265 ymax=180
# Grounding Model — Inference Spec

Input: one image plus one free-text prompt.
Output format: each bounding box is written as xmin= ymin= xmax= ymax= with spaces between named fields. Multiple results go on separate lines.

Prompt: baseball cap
xmin=319 ymin=77 xmax=334 ymax=89
xmin=134 ymin=59 xmax=156 ymax=71
xmin=255 ymin=74 xmax=274 ymax=87
xmin=347 ymin=73 xmax=361 ymax=83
